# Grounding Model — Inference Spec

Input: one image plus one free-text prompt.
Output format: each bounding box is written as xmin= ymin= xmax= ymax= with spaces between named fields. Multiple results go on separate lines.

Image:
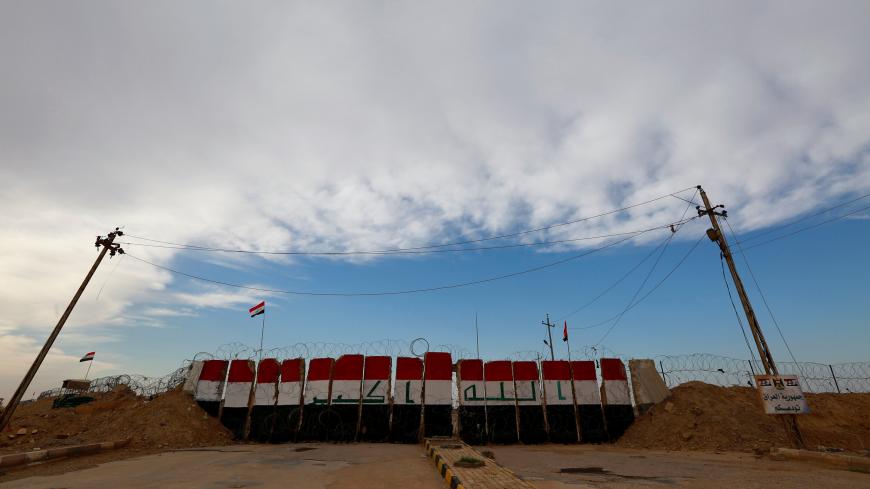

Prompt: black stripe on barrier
xmin=517 ymin=405 xmax=547 ymax=444
xmin=423 ymin=405 xmax=453 ymax=438
xmin=545 ymin=405 xmax=578 ymax=443
xmin=603 ymin=405 xmax=634 ymax=440
xmin=390 ymin=405 xmax=422 ymax=443
xmin=487 ymin=405 xmax=518 ymax=444
xmin=578 ymin=404 xmax=608 ymax=443
xmin=458 ymin=406 xmax=486 ymax=445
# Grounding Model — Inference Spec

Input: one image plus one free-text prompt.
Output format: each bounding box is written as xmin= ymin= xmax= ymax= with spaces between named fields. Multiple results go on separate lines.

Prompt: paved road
xmin=0 ymin=444 xmax=445 ymax=489
xmin=486 ymin=445 xmax=870 ymax=489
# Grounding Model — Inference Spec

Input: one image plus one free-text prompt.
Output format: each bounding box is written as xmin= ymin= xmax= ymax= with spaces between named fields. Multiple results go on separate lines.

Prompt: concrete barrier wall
xmin=542 ymin=360 xmax=578 ymax=443
xmin=457 ymin=359 xmax=486 ymax=444
xmin=513 ymin=361 xmax=546 ymax=444
xmin=299 ymin=357 xmax=333 ymax=441
xmin=249 ymin=358 xmax=279 ymax=442
xmin=329 ymin=354 xmax=364 ymax=441
xmin=194 ymin=359 xmax=228 ymax=417
xmin=600 ymin=357 xmax=634 ymax=440
xmin=485 ymin=360 xmax=517 ymax=443
xmin=392 ymin=356 xmax=423 ymax=443
xmin=221 ymin=359 xmax=255 ymax=439
xmin=187 ymin=351 xmax=650 ymax=444
xmin=423 ymin=351 xmax=453 ymax=437
xmin=182 ymin=360 xmax=203 ymax=394
xmin=359 ymin=356 xmax=391 ymax=441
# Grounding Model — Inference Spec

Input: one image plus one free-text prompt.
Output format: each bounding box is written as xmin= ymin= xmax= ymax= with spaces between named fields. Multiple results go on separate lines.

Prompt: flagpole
xmin=84 ymin=360 xmax=93 ymax=381
xmin=258 ymin=310 xmax=266 ymax=365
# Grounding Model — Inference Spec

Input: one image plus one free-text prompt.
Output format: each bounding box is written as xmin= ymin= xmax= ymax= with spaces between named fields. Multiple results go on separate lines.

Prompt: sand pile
xmin=618 ymin=381 xmax=870 ymax=453
xmin=0 ymin=386 xmax=233 ymax=454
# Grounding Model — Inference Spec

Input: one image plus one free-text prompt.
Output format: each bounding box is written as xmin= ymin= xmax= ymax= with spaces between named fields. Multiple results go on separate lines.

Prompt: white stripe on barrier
xmin=393 ymin=380 xmax=422 ymax=405
xmin=224 ymin=382 xmax=252 ymax=408
xmin=483 ymin=380 xmax=516 ymax=406
xmin=330 ymin=379 xmax=362 ymax=405
xmin=277 ymin=381 xmax=303 ymax=406
xmin=514 ymin=379 xmax=540 ymax=406
xmin=254 ymin=383 xmax=277 ymax=406
xmin=543 ymin=380 xmax=573 ymax=405
xmin=459 ymin=380 xmax=485 ymax=406
xmin=573 ymin=380 xmax=601 ymax=405
xmin=304 ymin=380 xmax=331 ymax=405
xmin=603 ymin=380 xmax=632 ymax=405
xmin=194 ymin=380 xmax=223 ymax=402
xmin=423 ymin=380 xmax=452 ymax=405
xmin=362 ymin=378 xmax=390 ymax=405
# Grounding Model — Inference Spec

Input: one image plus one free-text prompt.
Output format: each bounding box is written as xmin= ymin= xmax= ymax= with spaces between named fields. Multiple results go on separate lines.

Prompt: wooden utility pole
xmin=0 ymin=228 xmax=124 ymax=433
xmin=696 ymin=186 xmax=803 ymax=446
xmin=542 ymin=314 xmax=556 ymax=361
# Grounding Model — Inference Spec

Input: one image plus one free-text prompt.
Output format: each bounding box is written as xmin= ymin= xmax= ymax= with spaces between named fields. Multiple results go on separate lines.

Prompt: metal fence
xmin=36 ymin=345 xmax=870 ymax=400
xmin=655 ymin=353 xmax=870 ymax=394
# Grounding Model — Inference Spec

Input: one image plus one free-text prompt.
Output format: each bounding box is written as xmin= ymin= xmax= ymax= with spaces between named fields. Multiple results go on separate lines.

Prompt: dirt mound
xmin=0 ymin=386 xmax=233 ymax=454
xmin=618 ymin=381 xmax=870 ymax=452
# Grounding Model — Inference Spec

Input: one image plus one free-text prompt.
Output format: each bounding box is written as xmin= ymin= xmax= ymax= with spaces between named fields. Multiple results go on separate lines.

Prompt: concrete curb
xmin=772 ymin=448 xmax=870 ymax=471
xmin=0 ymin=439 xmax=131 ymax=469
xmin=425 ymin=440 xmax=466 ymax=489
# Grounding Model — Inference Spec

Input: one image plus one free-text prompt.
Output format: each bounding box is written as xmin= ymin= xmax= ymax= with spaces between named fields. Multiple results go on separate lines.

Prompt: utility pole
xmin=542 ymin=313 xmax=556 ymax=361
xmin=696 ymin=186 xmax=803 ymax=446
xmin=0 ymin=228 xmax=124 ymax=433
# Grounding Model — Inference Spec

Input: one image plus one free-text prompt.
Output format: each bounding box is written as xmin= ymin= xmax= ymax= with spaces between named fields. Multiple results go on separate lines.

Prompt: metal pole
xmin=475 ymin=312 xmax=480 ymax=359
xmin=543 ymin=314 xmax=555 ymax=361
xmin=258 ymin=311 xmax=266 ymax=365
xmin=829 ymin=364 xmax=841 ymax=394
xmin=0 ymin=229 xmax=122 ymax=432
xmin=84 ymin=361 xmax=93 ymax=381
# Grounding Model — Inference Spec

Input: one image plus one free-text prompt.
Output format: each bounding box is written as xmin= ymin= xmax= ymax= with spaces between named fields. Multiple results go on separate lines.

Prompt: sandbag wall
xmin=188 ymin=354 xmax=637 ymax=444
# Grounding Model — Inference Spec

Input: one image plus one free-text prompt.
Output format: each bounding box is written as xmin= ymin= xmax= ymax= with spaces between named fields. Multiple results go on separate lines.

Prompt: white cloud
xmin=1 ymin=1 xmax=869 ymax=398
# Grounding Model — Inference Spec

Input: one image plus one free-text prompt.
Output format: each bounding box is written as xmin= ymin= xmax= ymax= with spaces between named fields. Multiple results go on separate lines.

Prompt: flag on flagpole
xmin=80 ymin=352 xmax=95 ymax=362
xmin=562 ymin=321 xmax=568 ymax=342
xmin=249 ymin=301 xmax=265 ymax=318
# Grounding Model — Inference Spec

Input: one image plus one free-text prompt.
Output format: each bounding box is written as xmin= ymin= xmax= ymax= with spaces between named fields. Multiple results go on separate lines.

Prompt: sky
xmin=1 ymin=1 xmax=869 ymax=400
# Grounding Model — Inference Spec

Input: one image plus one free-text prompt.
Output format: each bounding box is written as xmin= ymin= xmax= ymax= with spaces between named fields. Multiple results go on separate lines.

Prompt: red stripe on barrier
xmin=423 ymin=352 xmax=452 ymax=380
xmin=364 ymin=356 xmax=391 ymax=379
xmin=307 ymin=358 xmax=334 ymax=381
xmin=571 ymin=360 xmax=597 ymax=381
xmin=484 ymin=360 xmax=512 ymax=381
xmin=457 ymin=359 xmax=483 ymax=381
xmin=228 ymin=359 xmax=255 ymax=382
xmin=396 ymin=357 xmax=423 ymax=380
xmin=542 ymin=360 xmax=571 ymax=380
xmin=512 ymin=361 xmax=538 ymax=381
xmin=600 ymin=358 xmax=627 ymax=380
xmin=280 ymin=358 xmax=304 ymax=382
xmin=256 ymin=358 xmax=280 ymax=383
xmin=333 ymin=354 xmax=364 ymax=380
xmin=199 ymin=360 xmax=228 ymax=381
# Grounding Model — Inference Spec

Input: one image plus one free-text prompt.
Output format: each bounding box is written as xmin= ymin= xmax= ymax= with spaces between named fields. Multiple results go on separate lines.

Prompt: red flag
xmin=562 ymin=321 xmax=568 ymax=342
xmin=249 ymin=301 xmax=265 ymax=318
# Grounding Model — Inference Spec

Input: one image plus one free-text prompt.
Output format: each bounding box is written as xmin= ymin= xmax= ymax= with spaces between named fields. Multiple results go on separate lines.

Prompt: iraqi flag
xmin=249 ymin=301 xmax=265 ymax=318
xmin=562 ymin=321 xmax=568 ymax=342
xmin=80 ymin=351 xmax=95 ymax=362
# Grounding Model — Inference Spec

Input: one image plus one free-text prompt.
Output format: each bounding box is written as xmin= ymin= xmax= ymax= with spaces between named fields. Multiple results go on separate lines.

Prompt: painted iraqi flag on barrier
xmin=79 ymin=352 xmax=95 ymax=362
xmin=249 ymin=301 xmax=265 ymax=318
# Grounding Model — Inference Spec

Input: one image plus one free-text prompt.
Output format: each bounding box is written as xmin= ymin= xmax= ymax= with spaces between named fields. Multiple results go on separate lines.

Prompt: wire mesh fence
xmin=656 ymin=353 xmax=870 ymax=394
xmin=35 ymin=346 xmax=870 ymax=400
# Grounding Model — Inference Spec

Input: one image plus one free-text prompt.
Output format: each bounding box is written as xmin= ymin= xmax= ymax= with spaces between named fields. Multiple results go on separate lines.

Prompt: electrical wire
xmin=724 ymin=218 xmax=813 ymax=392
xmin=122 ymin=186 xmax=698 ymax=255
xmin=591 ymin=189 xmax=698 ymax=344
xmin=118 ymin=217 xmax=697 ymax=256
xmin=735 ymin=194 xmax=870 ymax=249
xmin=560 ymin=232 xmax=673 ymax=323
xmin=125 ymin=229 xmax=661 ymax=297
xmin=719 ymin=252 xmax=761 ymax=369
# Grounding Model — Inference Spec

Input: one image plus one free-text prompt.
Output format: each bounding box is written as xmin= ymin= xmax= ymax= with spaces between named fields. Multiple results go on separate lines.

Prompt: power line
xmin=125 ymin=229 xmax=661 ymax=297
xmin=118 ymin=217 xmax=697 ymax=256
xmin=559 ymin=232 xmax=673 ymax=322
xmin=724 ymin=218 xmax=813 ymax=392
xmin=123 ymin=186 xmax=698 ymax=255
xmin=576 ymin=232 xmax=705 ymax=335
xmin=736 ymin=202 xmax=870 ymax=252
xmin=736 ymin=193 xmax=870 ymax=246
